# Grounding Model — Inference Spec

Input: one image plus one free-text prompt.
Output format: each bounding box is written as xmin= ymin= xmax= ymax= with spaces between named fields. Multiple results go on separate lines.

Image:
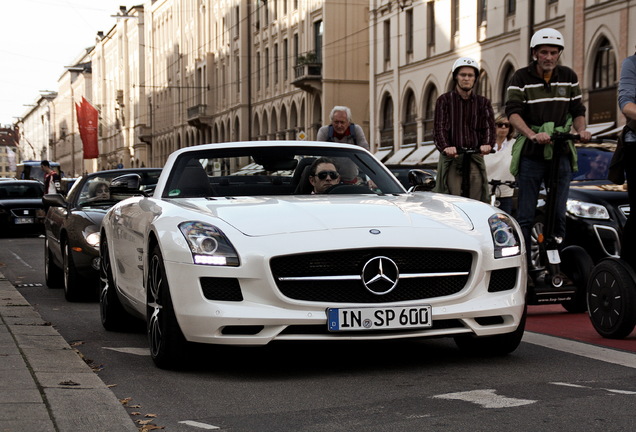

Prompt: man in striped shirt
xmin=433 ymin=57 xmax=495 ymax=202
xmin=506 ymin=28 xmax=591 ymax=271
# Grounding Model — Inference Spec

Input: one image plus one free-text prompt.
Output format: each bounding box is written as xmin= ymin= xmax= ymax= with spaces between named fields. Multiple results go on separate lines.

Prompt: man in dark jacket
xmin=505 ymin=28 xmax=591 ymax=271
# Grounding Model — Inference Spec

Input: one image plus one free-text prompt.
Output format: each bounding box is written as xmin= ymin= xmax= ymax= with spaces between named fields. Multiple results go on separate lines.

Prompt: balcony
xmin=292 ymin=62 xmax=322 ymax=93
xmin=187 ymin=104 xmax=213 ymax=128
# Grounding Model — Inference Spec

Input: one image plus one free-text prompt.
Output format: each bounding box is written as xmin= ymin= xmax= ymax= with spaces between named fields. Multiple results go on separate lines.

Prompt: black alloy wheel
xmin=587 ymin=258 xmax=636 ymax=339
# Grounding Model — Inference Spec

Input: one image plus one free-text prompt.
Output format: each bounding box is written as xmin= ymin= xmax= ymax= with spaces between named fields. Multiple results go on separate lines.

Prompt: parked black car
xmin=43 ymin=168 xmax=162 ymax=301
xmin=0 ymin=180 xmax=46 ymax=236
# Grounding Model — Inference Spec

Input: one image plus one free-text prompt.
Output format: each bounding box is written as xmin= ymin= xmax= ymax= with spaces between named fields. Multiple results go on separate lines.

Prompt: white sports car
xmin=100 ymin=141 xmax=527 ymax=368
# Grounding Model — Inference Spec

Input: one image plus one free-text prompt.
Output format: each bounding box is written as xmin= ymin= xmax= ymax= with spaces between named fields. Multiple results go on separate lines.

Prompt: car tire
xmin=99 ymin=237 xmax=131 ymax=331
xmin=62 ymin=241 xmax=82 ymax=301
xmin=530 ymin=215 xmax=545 ymax=271
xmin=44 ymin=237 xmax=63 ymax=288
xmin=454 ymin=306 xmax=527 ymax=356
xmin=560 ymin=245 xmax=594 ymax=313
xmin=147 ymin=244 xmax=188 ymax=369
xmin=587 ymin=258 xmax=636 ymax=339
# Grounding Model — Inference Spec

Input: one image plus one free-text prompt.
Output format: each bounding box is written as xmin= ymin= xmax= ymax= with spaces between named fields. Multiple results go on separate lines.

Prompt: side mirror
xmin=408 ymin=169 xmax=436 ymax=192
xmin=110 ymin=174 xmax=144 ymax=195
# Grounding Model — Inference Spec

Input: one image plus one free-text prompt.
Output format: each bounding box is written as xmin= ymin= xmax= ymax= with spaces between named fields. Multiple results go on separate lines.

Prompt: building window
xmin=384 ymin=20 xmax=391 ymax=62
xmin=265 ymin=48 xmax=269 ymax=87
xmin=452 ymin=0 xmax=460 ymax=38
xmin=283 ymin=38 xmax=289 ymax=81
xmin=274 ymin=43 xmax=279 ymax=84
xmin=507 ymin=0 xmax=516 ymax=15
xmin=422 ymin=86 xmax=438 ymax=141
xmin=380 ymin=94 xmax=394 ymax=148
xmin=403 ymin=91 xmax=417 ymax=145
xmin=256 ymin=51 xmax=261 ymax=90
xmin=593 ymin=37 xmax=616 ymax=90
xmin=427 ymin=2 xmax=435 ymax=49
xmin=478 ymin=0 xmax=487 ymax=26
xmin=314 ymin=20 xmax=323 ymax=62
xmin=293 ymin=33 xmax=299 ymax=64
xmin=477 ymin=71 xmax=491 ymax=102
xmin=405 ymin=9 xmax=413 ymax=54
xmin=500 ymin=64 xmax=515 ymax=110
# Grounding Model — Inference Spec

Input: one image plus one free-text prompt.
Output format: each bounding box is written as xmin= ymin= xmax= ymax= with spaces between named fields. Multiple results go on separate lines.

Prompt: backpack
xmin=327 ymin=124 xmax=358 ymax=146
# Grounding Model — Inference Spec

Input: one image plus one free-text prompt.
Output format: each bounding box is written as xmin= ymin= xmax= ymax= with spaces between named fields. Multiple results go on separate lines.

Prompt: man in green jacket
xmin=505 ymin=28 xmax=591 ymax=271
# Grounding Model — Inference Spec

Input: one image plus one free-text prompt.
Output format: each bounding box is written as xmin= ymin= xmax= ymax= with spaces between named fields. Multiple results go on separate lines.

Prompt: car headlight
xmin=178 ymin=221 xmax=240 ymax=266
xmin=489 ymin=213 xmax=521 ymax=258
xmin=85 ymin=231 xmax=101 ymax=248
xmin=566 ymin=200 xmax=610 ymax=219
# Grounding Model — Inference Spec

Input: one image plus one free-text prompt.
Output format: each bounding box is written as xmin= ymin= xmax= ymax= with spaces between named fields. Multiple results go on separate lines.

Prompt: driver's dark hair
xmin=41 ymin=160 xmax=50 ymax=168
xmin=309 ymin=157 xmax=337 ymax=176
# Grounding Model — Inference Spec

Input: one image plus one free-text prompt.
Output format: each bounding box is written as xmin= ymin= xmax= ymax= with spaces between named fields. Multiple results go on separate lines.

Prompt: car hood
xmin=76 ymin=207 xmax=109 ymax=226
xmin=171 ymin=194 xmax=477 ymax=236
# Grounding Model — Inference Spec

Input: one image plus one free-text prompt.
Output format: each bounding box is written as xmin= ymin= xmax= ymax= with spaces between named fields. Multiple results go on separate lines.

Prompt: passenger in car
xmin=308 ymin=157 xmax=341 ymax=194
xmin=573 ymin=154 xmax=608 ymax=180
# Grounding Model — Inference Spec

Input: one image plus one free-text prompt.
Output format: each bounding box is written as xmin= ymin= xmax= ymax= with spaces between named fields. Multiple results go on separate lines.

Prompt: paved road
xmin=2 ymin=235 xmax=636 ymax=432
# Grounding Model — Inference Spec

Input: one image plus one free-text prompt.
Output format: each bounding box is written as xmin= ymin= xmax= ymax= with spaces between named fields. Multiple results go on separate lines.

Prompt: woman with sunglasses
xmin=308 ymin=157 xmax=341 ymax=194
xmin=484 ymin=114 xmax=516 ymax=214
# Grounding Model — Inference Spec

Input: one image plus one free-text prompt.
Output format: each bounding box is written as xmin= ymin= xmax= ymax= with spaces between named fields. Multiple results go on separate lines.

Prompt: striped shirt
xmin=433 ymin=90 xmax=496 ymax=152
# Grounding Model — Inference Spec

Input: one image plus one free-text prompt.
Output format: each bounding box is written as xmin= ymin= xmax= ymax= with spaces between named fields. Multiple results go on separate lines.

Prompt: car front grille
xmin=10 ymin=208 xmax=39 ymax=217
xmin=200 ymin=277 xmax=243 ymax=301
xmin=270 ymin=248 xmax=472 ymax=303
xmin=488 ymin=268 xmax=517 ymax=292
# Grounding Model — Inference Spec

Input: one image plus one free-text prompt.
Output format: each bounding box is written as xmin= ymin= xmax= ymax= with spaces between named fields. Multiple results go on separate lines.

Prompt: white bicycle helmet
xmin=452 ymin=57 xmax=479 ymax=78
xmin=530 ymin=28 xmax=564 ymax=50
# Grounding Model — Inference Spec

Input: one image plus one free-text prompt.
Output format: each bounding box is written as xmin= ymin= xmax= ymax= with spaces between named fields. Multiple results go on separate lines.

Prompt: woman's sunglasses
xmin=313 ymin=170 xmax=340 ymax=180
xmin=496 ymin=122 xmax=510 ymax=128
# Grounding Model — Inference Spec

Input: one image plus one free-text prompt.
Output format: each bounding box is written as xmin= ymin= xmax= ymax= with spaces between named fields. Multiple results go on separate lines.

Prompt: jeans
xmin=516 ymin=155 xmax=572 ymax=259
xmin=621 ymin=142 xmax=636 ymax=268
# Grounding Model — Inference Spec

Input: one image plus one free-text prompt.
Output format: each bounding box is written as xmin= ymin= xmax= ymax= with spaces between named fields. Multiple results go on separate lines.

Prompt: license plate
xmin=327 ymin=305 xmax=432 ymax=332
xmin=15 ymin=217 xmax=34 ymax=225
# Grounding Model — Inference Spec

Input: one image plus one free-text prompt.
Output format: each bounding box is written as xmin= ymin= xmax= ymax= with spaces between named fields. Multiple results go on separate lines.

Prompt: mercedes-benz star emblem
xmin=361 ymin=256 xmax=399 ymax=295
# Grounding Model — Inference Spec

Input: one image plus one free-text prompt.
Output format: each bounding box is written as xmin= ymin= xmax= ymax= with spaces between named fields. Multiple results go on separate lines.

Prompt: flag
xmin=76 ymin=97 xmax=99 ymax=159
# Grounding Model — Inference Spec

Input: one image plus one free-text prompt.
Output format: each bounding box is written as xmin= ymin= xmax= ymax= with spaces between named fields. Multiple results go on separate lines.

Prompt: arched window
xmin=499 ymin=64 xmax=515 ymax=113
xmin=477 ymin=70 xmax=491 ymax=104
xmin=593 ymin=37 xmax=616 ymax=90
xmin=403 ymin=90 xmax=417 ymax=145
xmin=380 ymin=94 xmax=394 ymax=148
xmin=422 ymin=85 xmax=438 ymax=142
xmin=589 ymin=37 xmax=617 ymax=123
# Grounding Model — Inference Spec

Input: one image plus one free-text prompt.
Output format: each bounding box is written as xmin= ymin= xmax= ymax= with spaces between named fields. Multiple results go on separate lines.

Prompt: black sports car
xmin=43 ymin=168 xmax=162 ymax=301
xmin=0 ymin=180 xmax=46 ymax=236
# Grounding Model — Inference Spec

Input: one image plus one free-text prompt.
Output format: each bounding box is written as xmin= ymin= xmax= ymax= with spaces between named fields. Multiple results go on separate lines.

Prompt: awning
xmin=587 ymin=122 xmax=615 ymax=136
xmin=373 ymin=148 xmax=392 ymax=162
xmin=401 ymin=143 xmax=437 ymax=165
xmin=384 ymin=147 xmax=417 ymax=165
xmin=595 ymin=126 xmax=622 ymax=138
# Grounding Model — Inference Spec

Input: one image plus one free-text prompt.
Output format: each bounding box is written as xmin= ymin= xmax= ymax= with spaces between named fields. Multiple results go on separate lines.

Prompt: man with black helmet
xmin=505 ymin=28 xmax=591 ymax=268
xmin=433 ymin=57 xmax=495 ymax=202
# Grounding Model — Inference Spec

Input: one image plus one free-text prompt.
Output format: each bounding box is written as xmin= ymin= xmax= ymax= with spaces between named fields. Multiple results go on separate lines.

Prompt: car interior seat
xmin=173 ymin=160 xmax=214 ymax=198
xmin=291 ymin=157 xmax=316 ymax=194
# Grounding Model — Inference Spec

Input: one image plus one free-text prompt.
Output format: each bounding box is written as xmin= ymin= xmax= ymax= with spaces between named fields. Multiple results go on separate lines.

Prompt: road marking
xmin=523 ymin=331 xmax=636 ymax=369
xmin=178 ymin=420 xmax=220 ymax=429
xmin=433 ymin=389 xmax=536 ymax=408
xmin=103 ymin=347 xmax=150 ymax=356
xmin=551 ymin=382 xmax=636 ymax=395
xmin=9 ymin=250 xmax=33 ymax=269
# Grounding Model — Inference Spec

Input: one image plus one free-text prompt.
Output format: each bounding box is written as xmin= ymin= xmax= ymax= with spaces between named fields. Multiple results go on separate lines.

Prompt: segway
xmin=488 ymin=179 xmax=517 ymax=210
xmin=527 ymin=132 xmax=594 ymax=313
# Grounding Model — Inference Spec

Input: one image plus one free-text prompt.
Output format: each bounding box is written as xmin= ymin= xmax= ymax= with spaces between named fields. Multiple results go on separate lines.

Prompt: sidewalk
xmin=0 ymin=272 xmax=138 ymax=432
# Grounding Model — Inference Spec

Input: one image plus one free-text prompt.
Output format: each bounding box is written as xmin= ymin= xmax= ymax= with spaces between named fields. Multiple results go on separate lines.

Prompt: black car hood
xmin=569 ymin=181 xmax=628 ymax=212
xmin=77 ymin=207 xmax=109 ymax=225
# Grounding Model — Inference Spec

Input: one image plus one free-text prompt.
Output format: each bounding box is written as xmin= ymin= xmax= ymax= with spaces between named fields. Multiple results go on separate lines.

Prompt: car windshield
xmin=164 ymin=145 xmax=405 ymax=198
xmin=572 ymin=144 xmax=614 ymax=181
xmin=78 ymin=170 xmax=162 ymax=206
xmin=0 ymin=183 xmax=43 ymax=199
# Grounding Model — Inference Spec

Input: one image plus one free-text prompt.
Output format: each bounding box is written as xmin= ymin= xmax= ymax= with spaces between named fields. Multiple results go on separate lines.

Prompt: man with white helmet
xmin=433 ymin=57 xmax=495 ymax=202
xmin=505 ymin=28 xmax=591 ymax=277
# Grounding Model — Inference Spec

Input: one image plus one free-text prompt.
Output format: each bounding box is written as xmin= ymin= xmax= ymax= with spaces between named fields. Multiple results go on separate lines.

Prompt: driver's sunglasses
xmin=314 ymin=170 xmax=340 ymax=180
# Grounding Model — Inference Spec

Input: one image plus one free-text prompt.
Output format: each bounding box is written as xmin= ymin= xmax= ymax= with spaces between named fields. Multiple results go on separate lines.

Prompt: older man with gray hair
xmin=316 ymin=105 xmax=369 ymax=150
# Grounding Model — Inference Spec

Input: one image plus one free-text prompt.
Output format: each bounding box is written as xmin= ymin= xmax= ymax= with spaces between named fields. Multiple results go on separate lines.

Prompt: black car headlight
xmin=84 ymin=230 xmax=101 ymax=248
xmin=566 ymin=199 xmax=610 ymax=219
xmin=178 ymin=221 xmax=240 ymax=266
xmin=489 ymin=213 xmax=521 ymax=258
